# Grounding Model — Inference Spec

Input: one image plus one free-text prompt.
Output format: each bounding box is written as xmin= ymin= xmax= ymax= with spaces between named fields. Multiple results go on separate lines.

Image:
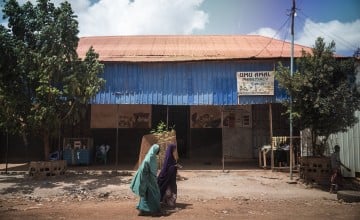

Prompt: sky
xmin=1 ymin=0 xmax=360 ymax=56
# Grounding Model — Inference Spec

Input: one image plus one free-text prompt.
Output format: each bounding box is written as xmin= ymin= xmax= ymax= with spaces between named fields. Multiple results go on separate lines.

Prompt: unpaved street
xmin=0 ymin=164 xmax=359 ymax=219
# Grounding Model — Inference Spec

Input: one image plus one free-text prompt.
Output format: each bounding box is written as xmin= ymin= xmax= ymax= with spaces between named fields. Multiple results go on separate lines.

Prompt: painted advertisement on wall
xmin=222 ymin=105 xmax=252 ymax=128
xmin=190 ymin=106 xmax=222 ymax=128
xmin=190 ymin=105 xmax=252 ymax=128
xmin=237 ymin=71 xmax=274 ymax=96
xmin=91 ymin=104 xmax=151 ymax=128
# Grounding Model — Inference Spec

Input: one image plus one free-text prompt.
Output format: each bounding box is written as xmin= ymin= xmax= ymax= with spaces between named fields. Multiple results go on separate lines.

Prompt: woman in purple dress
xmin=157 ymin=143 xmax=179 ymax=207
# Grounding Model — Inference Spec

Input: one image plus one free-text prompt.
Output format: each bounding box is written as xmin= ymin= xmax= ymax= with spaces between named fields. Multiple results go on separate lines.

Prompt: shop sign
xmin=237 ymin=71 xmax=274 ymax=95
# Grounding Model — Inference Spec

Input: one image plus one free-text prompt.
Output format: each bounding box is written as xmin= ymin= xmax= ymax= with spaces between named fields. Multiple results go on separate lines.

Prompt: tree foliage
xmin=0 ymin=0 xmax=105 ymax=159
xmin=276 ymin=37 xmax=360 ymax=155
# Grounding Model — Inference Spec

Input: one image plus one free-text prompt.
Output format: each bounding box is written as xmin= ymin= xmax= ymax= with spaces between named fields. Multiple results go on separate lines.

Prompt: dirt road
xmin=0 ymin=164 xmax=359 ymax=219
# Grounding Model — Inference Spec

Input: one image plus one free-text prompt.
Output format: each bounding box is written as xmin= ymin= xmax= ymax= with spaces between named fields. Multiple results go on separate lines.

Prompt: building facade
xmin=1 ymin=35 xmax=313 ymax=165
xmin=76 ymin=35 xmax=311 ymax=165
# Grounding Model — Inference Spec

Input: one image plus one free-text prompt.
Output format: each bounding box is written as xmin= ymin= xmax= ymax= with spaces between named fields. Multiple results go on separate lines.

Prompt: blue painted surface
xmin=63 ymin=149 xmax=92 ymax=165
xmin=92 ymin=60 xmax=289 ymax=105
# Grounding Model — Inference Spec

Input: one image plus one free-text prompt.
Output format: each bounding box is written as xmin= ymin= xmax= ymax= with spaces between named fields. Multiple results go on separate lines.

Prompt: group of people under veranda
xmin=130 ymin=143 xmax=180 ymax=216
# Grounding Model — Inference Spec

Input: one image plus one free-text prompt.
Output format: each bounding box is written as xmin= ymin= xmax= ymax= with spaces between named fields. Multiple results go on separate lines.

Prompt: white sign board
xmin=237 ymin=71 xmax=274 ymax=95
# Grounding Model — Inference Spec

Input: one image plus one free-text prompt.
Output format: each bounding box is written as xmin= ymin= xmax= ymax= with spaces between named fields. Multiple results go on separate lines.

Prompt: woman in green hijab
xmin=130 ymin=144 xmax=161 ymax=216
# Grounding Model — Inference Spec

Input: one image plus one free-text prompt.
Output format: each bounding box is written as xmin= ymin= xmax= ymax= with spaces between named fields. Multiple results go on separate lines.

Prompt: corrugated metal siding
xmin=328 ymin=111 xmax=360 ymax=177
xmin=92 ymin=60 xmax=288 ymax=105
xmin=77 ymin=35 xmax=313 ymax=62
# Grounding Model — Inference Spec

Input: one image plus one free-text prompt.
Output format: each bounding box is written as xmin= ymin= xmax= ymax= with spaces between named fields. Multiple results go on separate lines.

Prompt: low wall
xmin=300 ymin=156 xmax=331 ymax=185
xmin=29 ymin=160 xmax=67 ymax=178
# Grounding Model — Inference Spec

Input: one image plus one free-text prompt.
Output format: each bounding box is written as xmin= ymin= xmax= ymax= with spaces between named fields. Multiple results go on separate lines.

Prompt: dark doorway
xmin=152 ymin=105 xmax=189 ymax=158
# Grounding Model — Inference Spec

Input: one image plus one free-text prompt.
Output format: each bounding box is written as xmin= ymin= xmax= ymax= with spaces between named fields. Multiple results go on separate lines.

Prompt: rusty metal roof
xmin=77 ymin=35 xmax=313 ymax=62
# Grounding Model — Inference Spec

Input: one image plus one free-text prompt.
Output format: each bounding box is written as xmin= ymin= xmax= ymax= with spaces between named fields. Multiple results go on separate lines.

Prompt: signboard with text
xmin=236 ymin=71 xmax=274 ymax=95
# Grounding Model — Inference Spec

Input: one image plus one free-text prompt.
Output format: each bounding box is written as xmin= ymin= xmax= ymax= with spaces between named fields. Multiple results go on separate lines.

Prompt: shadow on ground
xmin=0 ymin=170 xmax=133 ymax=197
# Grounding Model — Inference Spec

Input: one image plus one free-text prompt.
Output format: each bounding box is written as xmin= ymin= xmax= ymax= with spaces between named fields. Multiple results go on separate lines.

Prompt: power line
xmin=253 ymin=16 xmax=290 ymax=57
xmin=296 ymin=10 xmax=358 ymax=52
xmin=298 ymin=11 xmax=356 ymax=49
xmin=280 ymin=16 xmax=291 ymax=57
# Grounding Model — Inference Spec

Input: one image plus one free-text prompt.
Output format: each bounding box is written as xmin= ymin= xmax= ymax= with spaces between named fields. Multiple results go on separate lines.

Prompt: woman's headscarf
xmin=130 ymin=144 xmax=160 ymax=197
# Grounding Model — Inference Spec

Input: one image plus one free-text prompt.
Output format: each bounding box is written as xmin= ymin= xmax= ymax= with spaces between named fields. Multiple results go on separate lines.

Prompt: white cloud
xmin=248 ymin=19 xmax=360 ymax=56
xmin=3 ymin=0 xmax=208 ymax=36
xmin=3 ymin=1 xmax=359 ymax=56
xmin=74 ymin=0 xmax=209 ymax=36
xmin=248 ymin=27 xmax=279 ymax=38
xmin=296 ymin=19 xmax=360 ymax=55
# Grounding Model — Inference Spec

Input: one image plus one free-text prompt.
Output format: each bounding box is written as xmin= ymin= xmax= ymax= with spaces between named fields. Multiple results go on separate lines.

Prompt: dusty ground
xmin=0 ymin=162 xmax=359 ymax=220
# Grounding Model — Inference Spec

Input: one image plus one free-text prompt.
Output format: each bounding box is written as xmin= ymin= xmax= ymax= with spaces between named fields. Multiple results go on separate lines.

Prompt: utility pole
xmin=289 ymin=0 xmax=296 ymax=180
xmin=116 ymin=104 xmax=119 ymax=166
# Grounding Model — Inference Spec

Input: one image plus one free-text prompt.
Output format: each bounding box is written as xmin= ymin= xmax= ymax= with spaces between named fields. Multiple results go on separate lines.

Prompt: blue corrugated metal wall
xmin=92 ymin=60 xmax=288 ymax=105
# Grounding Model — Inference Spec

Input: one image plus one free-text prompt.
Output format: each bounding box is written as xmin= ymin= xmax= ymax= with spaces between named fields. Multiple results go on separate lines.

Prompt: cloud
xmin=1 ymin=0 xmax=208 ymax=36
xmin=75 ymin=0 xmax=209 ymax=36
xmin=296 ymin=19 xmax=360 ymax=54
xmin=249 ymin=19 xmax=360 ymax=56
xmin=248 ymin=27 xmax=279 ymax=38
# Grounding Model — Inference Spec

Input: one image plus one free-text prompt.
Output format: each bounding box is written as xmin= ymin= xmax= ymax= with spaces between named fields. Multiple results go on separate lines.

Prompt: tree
xmin=0 ymin=25 xmax=26 ymax=135
xmin=0 ymin=0 xmax=105 ymax=160
xmin=276 ymin=37 xmax=360 ymax=156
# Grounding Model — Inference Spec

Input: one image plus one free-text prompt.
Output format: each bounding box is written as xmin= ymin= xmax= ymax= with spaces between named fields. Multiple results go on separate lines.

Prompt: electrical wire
xmin=296 ymin=10 xmax=358 ymax=53
xmin=279 ymin=18 xmax=291 ymax=57
xmin=253 ymin=16 xmax=291 ymax=57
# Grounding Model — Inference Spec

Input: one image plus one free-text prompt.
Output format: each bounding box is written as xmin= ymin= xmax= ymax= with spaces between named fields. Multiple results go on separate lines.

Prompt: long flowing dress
xmin=157 ymin=144 xmax=178 ymax=207
xmin=130 ymin=144 xmax=161 ymax=214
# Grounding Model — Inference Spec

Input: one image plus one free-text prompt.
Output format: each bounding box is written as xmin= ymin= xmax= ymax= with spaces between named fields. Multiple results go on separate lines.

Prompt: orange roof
xmin=77 ymin=35 xmax=313 ymax=62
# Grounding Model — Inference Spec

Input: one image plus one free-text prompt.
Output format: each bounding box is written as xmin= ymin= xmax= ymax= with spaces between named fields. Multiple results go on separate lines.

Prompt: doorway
xmin=152 ymin=105 xmax=189 ymax=158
